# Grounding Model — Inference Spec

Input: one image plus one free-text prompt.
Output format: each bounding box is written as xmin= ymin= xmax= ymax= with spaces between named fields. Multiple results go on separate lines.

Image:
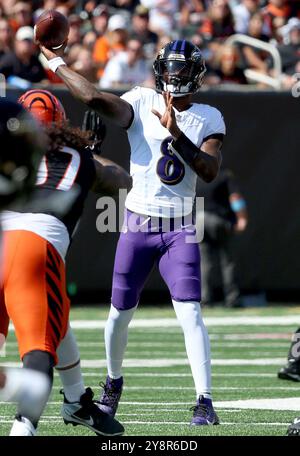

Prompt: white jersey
xmin=121 ymin=87 xmax=226 ymax=218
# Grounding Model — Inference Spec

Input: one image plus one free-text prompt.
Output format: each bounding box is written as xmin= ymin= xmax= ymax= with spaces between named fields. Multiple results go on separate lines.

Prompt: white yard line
xmin=75 ymin=372 xmax=276 ymax=378
xmin=118 ymin=421 xmax=289 ymax=426
xmin=214 ymin=397 xmax=300 ymax=411
xmin=0 ymin=419 xmax=289 ymax=426
xmin=7 ymin=315 xmax=300 ymax=331
xmin=4 ymin=342 xmax=289 ymax=349
xmin=50 ymin=385 xmax=300 ymax=391
xmin=0 ymin=358 xmax=287 ymax=368
xmin=2 ymin=398 xmax=300 ymax=411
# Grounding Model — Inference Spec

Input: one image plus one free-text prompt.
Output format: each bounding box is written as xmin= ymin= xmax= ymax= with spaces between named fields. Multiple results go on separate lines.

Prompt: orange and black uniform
xmin=0 ymin=145 xmax=96 ymax=363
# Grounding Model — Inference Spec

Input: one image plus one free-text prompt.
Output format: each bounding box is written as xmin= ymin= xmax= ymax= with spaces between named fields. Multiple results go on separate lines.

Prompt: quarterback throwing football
xmin=41 ymin=39 xmax=225 ymax=425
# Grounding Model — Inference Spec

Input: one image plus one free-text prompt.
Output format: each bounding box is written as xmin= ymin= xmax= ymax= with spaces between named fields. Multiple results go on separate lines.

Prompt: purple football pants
xmin=111 ymin=210 xmax=201 ymax=310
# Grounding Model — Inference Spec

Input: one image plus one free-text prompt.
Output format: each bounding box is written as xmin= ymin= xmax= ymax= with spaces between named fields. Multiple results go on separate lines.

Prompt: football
xmin=34 ymin=10 xmax=69 ymax=50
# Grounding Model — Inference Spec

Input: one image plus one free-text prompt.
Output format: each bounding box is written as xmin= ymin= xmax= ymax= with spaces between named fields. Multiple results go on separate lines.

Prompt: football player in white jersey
xmin=40 ymin=39 xmax=225 ymax=425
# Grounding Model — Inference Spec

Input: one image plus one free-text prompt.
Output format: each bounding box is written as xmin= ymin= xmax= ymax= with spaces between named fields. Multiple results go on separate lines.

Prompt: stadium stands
xmin=0 ymin=0 xmax=299 ymax=90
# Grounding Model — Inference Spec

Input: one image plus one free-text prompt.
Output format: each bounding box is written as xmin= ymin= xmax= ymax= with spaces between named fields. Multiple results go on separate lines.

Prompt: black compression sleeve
xmin=172 ymin=133 xmax=200 ymax=167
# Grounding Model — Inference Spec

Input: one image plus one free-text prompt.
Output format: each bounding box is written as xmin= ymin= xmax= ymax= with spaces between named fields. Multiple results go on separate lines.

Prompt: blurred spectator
xmin=67 ymin=14 xmax=82 ymax=47
xmin=275 ymin=17 xmax=300 ymax=86
xmin=1 ymin=0 xmax=18 ymax=17
xmin=43 ymin=0 xmax=59 ymax=8
xmin=55 ymin=5 xmax=71 ymax=17
xmin=9 ymin=1 xmax=33 ymax=32
xmin=196 ymin=168 xmax=248 ymax=308
xmin=66 ymin=42 xmax=83 ymax=65
xmin=34 ymin=0 xmax=58 ymax=15
xmin=129 ymin=5 xmax=158 ymax=59
xmin=93 ymin=14 xmax=128 ymax=79
xmin=233 ymin=0 xmax=260 ymax=34
xmin=92 ymin=5 xmax=109 ymax=36
xmin=180 ymin=0 xmax=205 ymax=30
xmin=99 ymin=37 xmax=153 ymax=89
xmin=290 ymin=0 xmax=300 ymax=18
xmin=83 ymin=30 xmax=97 ymax=51
xmin=140 ymin=0 xmax=179 ymax=35
xmin=105 ymin=0 xmax=140 ymax=13
xmin=71 ymin=47 xmax=97 ymax=82
xmin=190 ymin=32 xmax=213 ymax=63
xmin=0 ymin=26 xmax=46 ymax=86
xmin=0 ymin=0 xmax=298 ymax=88
xmin=262 ymin=0 xmax=292 ymax=40
xmin=83 ymin=0 xmax=98 ymax=15
xmin=33 ymin=0 xmax=72 ymax=20
xmin=0 ymin=18 xmax=13 ymax=59
xmin=200 ymin=0 xmax=236 ymax=53
xmin=242 ymin=13 xmax=270 ymax=73
xmin=213 ymin=45 xmax=248 ymax=84
xmin=155 ymin=34 xmax=173 ymax=52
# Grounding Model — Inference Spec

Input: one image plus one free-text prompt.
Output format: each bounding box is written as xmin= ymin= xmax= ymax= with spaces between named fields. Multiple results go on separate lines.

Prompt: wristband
xmin=48 ymin=57 xmax=66 ymax=73
xmin=172 ymin=133 xmax=199 ymax=167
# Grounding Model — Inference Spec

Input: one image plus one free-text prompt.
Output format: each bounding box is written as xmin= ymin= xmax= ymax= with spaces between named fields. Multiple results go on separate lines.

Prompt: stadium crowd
xmin=0 ymin=0 xmax=299 ymax=90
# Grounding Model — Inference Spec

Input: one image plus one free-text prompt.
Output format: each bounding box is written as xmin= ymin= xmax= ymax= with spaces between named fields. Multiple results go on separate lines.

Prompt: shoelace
xmin=99 ymin=382 xmax=121 ymax=406
xmin=189 ymin=402 xmax=208 ymax=417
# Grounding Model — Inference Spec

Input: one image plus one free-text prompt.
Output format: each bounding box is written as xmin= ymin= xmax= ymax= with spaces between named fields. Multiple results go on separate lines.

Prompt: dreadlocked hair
xmin=46 ymin=120 xmax=93 ymax=153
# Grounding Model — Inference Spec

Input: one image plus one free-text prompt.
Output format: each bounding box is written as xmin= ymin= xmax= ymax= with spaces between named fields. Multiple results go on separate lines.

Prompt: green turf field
xmin=1 ymin=305 xmax=300 ymax=436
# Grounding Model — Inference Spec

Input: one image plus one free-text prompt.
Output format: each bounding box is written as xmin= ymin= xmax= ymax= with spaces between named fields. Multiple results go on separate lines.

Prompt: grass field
xmin=1 ymin=304 xmax=300 ymax=437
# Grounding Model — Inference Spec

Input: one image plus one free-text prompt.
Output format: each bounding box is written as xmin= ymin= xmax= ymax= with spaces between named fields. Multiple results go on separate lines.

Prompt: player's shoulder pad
xmin=194 ymin=103 xmax=224 ymax=118
xmin=194 ymin=103 xmax=226 ymax=134
xmin=126 ymin=86 xmax=141 ymax=94
xmin=122 ymin=86 xmax=159 ymax=110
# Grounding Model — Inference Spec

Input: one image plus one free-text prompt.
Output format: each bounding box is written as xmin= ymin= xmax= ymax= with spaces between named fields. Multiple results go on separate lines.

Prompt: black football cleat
xmin=287 ymin=417 xmax=300 ymax=436
xmin=278 ymin=361 xmax=300 ymax=382
xmin=279 ymin=328 xmax=300 ymax=381
xmin=61 ymin=387 xmax=124 ymax=436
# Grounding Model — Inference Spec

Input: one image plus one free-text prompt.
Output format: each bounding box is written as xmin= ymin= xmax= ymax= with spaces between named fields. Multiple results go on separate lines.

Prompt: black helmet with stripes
xmin=153 ymin=40 xmax=206 ymax=97
xmin=0 ymin=100 xmax=45 ymax=209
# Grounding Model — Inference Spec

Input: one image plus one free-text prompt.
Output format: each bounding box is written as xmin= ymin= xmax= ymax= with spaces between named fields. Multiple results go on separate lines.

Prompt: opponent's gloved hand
xmin=82 ymin=110 xmax=107 ymax=156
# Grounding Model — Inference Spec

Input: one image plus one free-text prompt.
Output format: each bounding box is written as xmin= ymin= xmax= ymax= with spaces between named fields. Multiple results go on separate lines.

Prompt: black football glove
xmin=82 ymin=110 xmax=107 ymax=156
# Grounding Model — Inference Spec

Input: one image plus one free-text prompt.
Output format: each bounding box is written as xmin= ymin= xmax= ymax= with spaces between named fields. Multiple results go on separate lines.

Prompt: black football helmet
xmin=0 ymin=100 xmax=45 ymax=210
xmin=153 ymin=40 xmax=206 ymax=97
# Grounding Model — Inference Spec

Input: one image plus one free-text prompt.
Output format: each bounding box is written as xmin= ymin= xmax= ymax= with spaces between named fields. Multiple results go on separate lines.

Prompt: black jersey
xmin=21 ymin=146 xmax=96 ymax=236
